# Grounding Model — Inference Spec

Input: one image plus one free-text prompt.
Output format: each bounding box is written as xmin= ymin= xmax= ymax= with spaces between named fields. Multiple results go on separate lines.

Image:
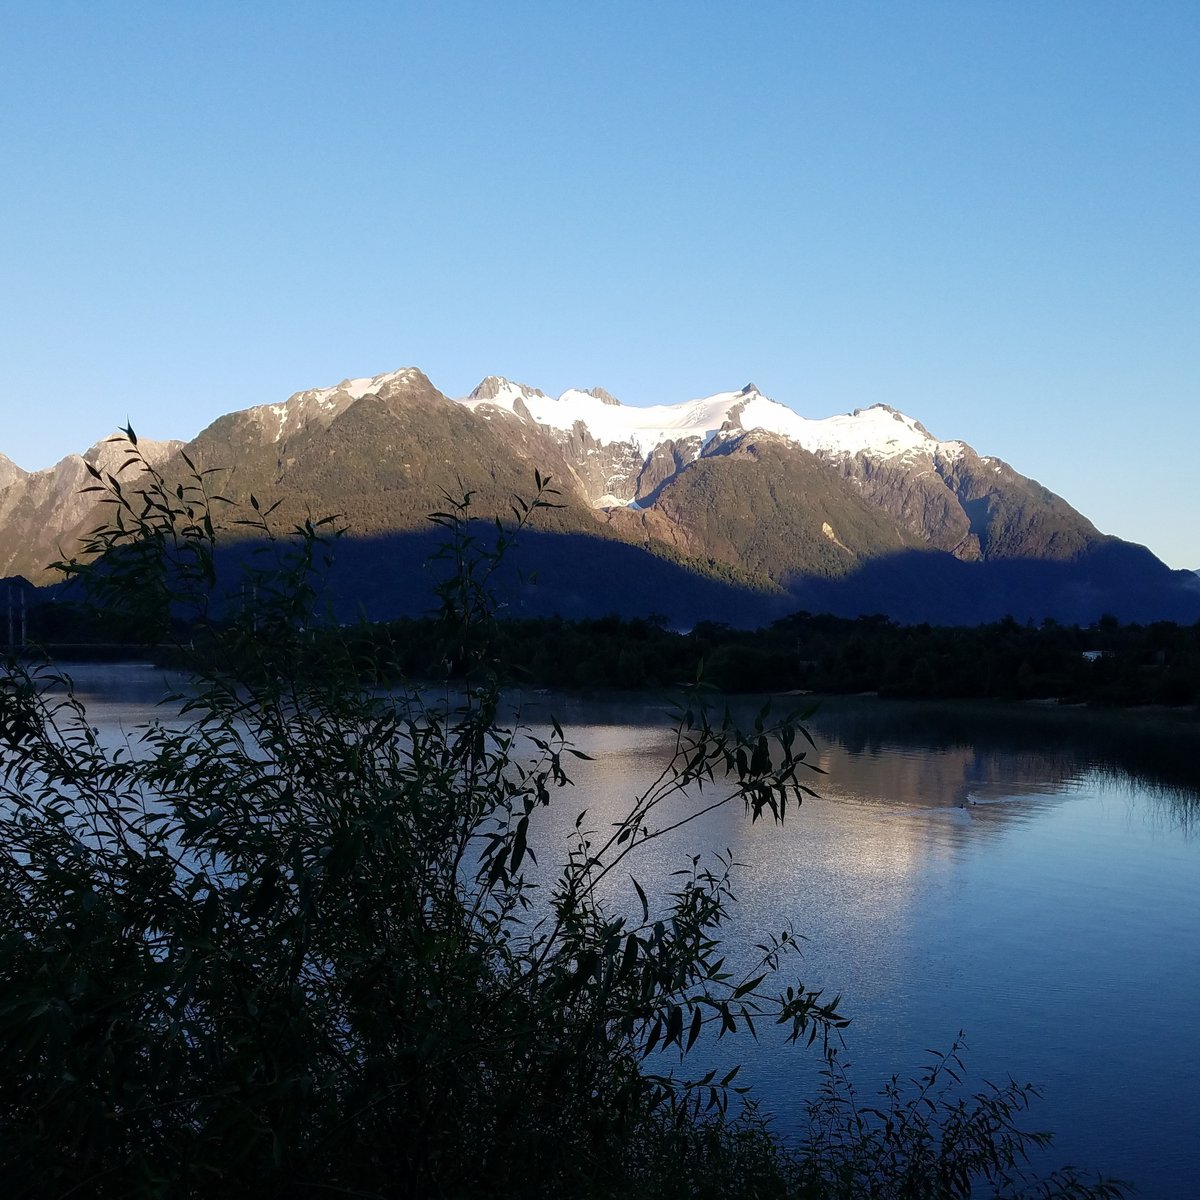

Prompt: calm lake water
xmin=59 ymin=665 xmax=1200 ymax=1197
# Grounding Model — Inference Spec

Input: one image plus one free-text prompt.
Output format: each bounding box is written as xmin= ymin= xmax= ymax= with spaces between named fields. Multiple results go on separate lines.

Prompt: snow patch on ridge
xmin=253 ymin=368 xmax=428 ymax=442
xmin=459 ymin=379 xmax=968 ymax=464
xmin=304 ymin=368 xmax=420 ymax=405
xmin=465 ymin=381 xmax=760 ymax=457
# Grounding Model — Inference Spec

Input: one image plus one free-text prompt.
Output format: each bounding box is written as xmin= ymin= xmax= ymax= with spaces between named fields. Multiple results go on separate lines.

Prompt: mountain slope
xmin=180 ymin=369 xmax=607 ymax=541
xmin=4 ymin=366 xmax=1197 ymax=626
xmin=0 ymin=435 xmax=181 ymax=581
xmin=602 ymin=434 xmax=922 ymax=583
xmin=457 ymin=377 xmax=1122 ymax=571
xmin=0 ymin=452 xmax=26 ymax=493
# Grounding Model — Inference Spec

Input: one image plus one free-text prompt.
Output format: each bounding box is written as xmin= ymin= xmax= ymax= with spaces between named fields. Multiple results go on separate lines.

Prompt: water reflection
xmin=514 ymin=689 xmax=1200 ymax=833
xmin=505 ymin=689 xmax=1200 ymax=1197
xmin=808 ymin=695 xmax=1200 ymax=820
xmin=26 ymin=671 xmax=1200 ymax=1197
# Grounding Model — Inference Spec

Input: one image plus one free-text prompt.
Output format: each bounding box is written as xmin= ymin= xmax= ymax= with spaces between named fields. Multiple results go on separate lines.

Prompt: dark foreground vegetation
xmin=0 ymin=440 xmax=1130 ymax=1198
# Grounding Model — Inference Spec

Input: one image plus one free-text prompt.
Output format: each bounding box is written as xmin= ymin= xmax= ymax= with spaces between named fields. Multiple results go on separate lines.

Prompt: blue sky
xmin=3 ymin=1 xmax=1197 ymax=567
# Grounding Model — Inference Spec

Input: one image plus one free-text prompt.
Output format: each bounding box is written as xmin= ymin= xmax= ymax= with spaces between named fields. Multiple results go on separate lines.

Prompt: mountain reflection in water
xmin=511 ymin=691 xmax=1200 ymax=1198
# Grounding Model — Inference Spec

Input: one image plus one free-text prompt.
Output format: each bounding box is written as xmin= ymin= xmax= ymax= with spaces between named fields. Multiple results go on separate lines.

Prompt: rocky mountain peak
xmin=468 ymin=376 xmax=547 ymax=403
xmin=854 ymin=402 xmax=905 ymax=421
xmin=296 ymin=368 xmax=424 ymax=404
xmin=586 ymin=387 xmax=622 ymax=407
xmin=0 ymin=451 xmax=27 ymax=492
xmin=370 ymin=368 xmax=439 ymax=401
xmin=467 ymin=376 xmax=511 ymax=402
xmin=259 ymin=369 xmax=415 ymax=437
xmin=81 ymin=433 xmax=184 ymax=476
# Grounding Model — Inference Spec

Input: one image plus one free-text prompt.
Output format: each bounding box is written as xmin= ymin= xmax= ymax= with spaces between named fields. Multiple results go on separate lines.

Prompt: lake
xmin=58 ymin=665 xmax=1200 ymax=1196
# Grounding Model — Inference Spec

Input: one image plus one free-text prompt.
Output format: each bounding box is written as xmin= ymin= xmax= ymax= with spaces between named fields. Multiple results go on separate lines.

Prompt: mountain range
xmin=3 ymin=368 xmax=1198 ymax=627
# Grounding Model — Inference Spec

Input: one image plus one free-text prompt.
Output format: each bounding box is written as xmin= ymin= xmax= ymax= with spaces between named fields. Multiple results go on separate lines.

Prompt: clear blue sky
xmin=3 ymin=1 xmax=1197 ymax=567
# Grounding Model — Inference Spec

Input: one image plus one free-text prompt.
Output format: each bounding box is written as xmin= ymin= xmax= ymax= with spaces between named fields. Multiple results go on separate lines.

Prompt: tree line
xmin=15 ymin=579 xmax=1200 ymax=708
xmin=352 ymin=610 xmax=1200 ymax=707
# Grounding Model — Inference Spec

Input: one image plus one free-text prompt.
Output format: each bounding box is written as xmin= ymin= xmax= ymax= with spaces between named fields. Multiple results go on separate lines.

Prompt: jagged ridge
xmin=2 ymin=366 xmax=1196 ymax=626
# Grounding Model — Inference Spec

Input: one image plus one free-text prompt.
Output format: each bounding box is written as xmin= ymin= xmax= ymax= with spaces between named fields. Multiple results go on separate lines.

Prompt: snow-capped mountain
xmin=251 ymin=369 xmax=429 ymax=442
xmin=455 ymin=375 xmax=1107 ymax=565
xmin=463 ymin=376 xmax=966 ymax=462
xmin=1 ymin=367 xmax=1194 ymax=626
xmin=461 ymin=377 xmax=972 ymax=506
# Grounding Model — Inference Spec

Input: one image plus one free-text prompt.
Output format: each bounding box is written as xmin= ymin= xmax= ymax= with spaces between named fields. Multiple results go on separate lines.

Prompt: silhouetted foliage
xmin=0 ymin=433 xmax=1130 ymax=1198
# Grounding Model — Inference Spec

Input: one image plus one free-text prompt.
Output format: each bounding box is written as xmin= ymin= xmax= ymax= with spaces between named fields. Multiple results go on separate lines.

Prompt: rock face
xmin=0 ymin=435 xmax=181 ymax=581
xmin=0 ymin=452 xmax=26 ymax=494
xmin=831 ymin=448 xmax=980 ymax=558
xmin=456 ymin=378 xmax=1113 ymax=574
xmin=586 ymin=387 xmax=622 ymax=407
xmin=816 ymin=440 xmax=1109 ymax=564
xmin=3 ymin=367 xmax=1196 ymax=625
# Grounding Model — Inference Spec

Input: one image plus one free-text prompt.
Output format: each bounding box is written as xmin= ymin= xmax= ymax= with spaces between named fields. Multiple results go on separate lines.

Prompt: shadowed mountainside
xmin=3 ymin=366 xmax=1197 ymax=626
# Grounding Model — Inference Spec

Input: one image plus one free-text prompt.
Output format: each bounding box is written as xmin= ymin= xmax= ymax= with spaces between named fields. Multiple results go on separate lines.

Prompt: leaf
xmin=509 ymin=815 xmax=529 ymax=874
xmin=665 ymin=1004 xmax=683 ymax=1048
xmin=644 ymin=1017 xmax=663 ymax=1057
xmin=733 ymin=973 xmax=766 ymax=999
xmin=619 ymin=934 xmax=639 ymax=980
xmin=631 ymin=876 xmax=649 ymax=924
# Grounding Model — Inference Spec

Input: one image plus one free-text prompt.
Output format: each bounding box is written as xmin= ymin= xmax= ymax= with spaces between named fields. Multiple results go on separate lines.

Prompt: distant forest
xmin=12 ymin=588 xmax=1200 ymax=710
xmin=376 ymin=611 xmax=1200 ymax=708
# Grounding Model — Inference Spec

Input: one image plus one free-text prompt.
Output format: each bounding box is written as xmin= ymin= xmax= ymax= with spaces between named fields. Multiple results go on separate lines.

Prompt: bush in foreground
xmin=0 ymin=436 xmax=1128 ymax=1198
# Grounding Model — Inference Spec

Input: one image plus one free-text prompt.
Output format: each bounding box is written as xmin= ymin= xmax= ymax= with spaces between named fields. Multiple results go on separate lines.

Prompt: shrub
xmin=0 ymin=434 xmax=1129 ymax=1198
